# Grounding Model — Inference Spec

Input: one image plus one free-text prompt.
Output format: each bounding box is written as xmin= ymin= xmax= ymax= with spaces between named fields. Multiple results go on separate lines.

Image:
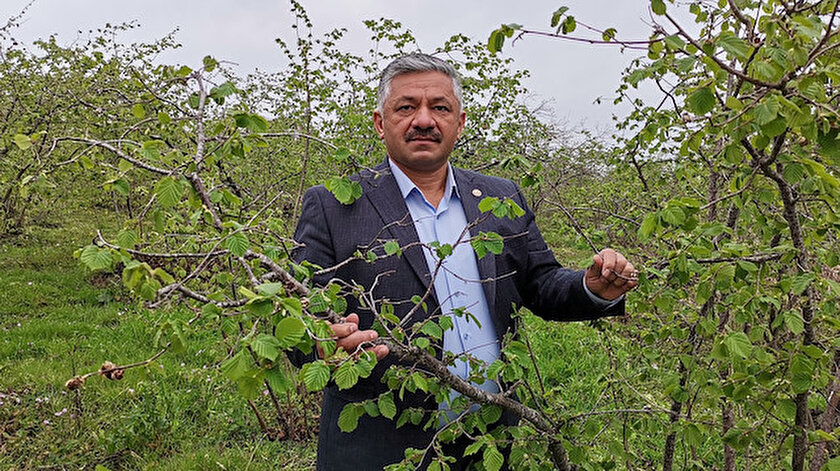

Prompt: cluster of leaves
xmin=494 ymin=1 xmax=840 ymax=470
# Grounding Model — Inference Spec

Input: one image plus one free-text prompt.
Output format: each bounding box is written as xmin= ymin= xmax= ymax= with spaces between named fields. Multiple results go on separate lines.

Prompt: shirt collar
xmin=387 ymin=157 xmax=459 ymax=203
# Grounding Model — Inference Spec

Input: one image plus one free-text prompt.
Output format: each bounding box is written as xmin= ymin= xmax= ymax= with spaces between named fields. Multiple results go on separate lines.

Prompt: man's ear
xmin=457 ymin=111 xmax=466 ymax=139
xmin=372 ymin=110 xmax=385 ymax=139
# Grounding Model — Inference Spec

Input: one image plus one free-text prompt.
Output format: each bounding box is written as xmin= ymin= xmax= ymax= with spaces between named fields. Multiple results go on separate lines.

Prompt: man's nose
xmin=411 ymin=105 xmax=435 ymax=129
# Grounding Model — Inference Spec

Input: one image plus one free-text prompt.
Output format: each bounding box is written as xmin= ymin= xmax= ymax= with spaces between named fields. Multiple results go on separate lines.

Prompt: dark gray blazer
xmin=292 ymin=161 xmax=623 ymax=470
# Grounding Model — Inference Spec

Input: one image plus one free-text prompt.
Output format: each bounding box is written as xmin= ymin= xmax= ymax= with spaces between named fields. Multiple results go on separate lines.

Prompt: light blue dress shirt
xmin=387 ymin=159 xmax=621 ymax=420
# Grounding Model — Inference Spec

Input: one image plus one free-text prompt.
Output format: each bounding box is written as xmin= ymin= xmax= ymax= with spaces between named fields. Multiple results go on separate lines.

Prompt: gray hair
xmin=376 ymin=53 xmax=463 ymax=114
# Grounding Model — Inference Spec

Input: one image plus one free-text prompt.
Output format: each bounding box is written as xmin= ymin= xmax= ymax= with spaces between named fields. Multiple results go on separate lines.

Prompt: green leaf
xmin=221 ymin=350 xmax=251 ymax=381
xmin=651 ymin=0 xmax=666 ymax=15
xmin=725 ymin=96 xmax=744 ymax=110
xmin=308 ymin=292 xmax=329 ymax=313
xmin=664 ymin=35 xmax=685 ymax=50
xmin=715 ymin=264 xmax=736 ymax=291
xmin=278 ymin=297 xmax=303 ymax=317
xmin=550 ymin=7 xmax=569 ymax=27
xmin=333 ymin=147 xmax=351 ymax=162
xmin=790 ymin=353 xmax=814 ymax=393
xmin=378 ymin=392 xmax=396 ymax=419
xmin=478 ymin=197 xmax=499 ymax=213
xmin=411 ymin=372 xmax=429 ymax=392
xmin=118 ymin=159 xmax=132 ymax=173
xmin=661 ymin=206 xmax=686 ymax=226
xmin=384 ymin=240 xmax=401 ymax=257
xmin=117 ymin=229 xmax=138 ymax=249
xmin=560 ymin=16 xmax=576 ymax=34
xmin=251 ymin=334 xmax=281 ymax=361
xmin=356 ymin=354 xmax=376 ymax=378
xmin=471 ymin=232 xmax=504 ymax=259
xmin=300 ymin=360 xmax=330 ymax=392
xmin=265 ymin=366 xmax=290 ymax=393
xmin=256 ymin=282 xmax=284 ymax=297
xmin=13 ymin=134 xmax=32 ymax=150
xmin=276 ymin=317 xmax=306 ymax=348
xmin=638 ymin=213 xmax=659 ymax=240
xmin=483 ymin=445 xmax=504 ymax=471
xmin=791 ymin=273 xmax=814 ymax=295
xmin=233 ymin=113 xmax=268 ymax=133
xmin=753 ymin=61 xmax=779 ymax=81
xmin=761 ymin=117 xmax=787 ymax=138
xmin=203 ymin=55 xmax=218 ymax=72
xmin=717 ymin=31 xmax=750 ymax=60
xmin=202 ymin=302 xmax=222 ymax=319
xmin=783 ymin=163 xmax=806 ymax=184
xmin=246 ymin=297 xmax=274 ymax=317
xmin=153 ymin=267 xmax=175 ymax=285
xmin=131 ymin=103 xmax=146 ymax=119
xmin=225 ymin=232 xmax=249 ymax=257
xmin=464 ymin=439 xmax=484 ymax=456
xmin=334 ymin=361 xmax=360 ymax=390
xmin=435 ymin=243 xmax=453 ymax=259
xmin=488 ymin=29 xmax=505 ymax=53
xmin=420 ymin=321 xmax=443 ymax=340
xmin=111 ymin=178 xmax=130 ymax=196
xmin=480 ymin=405 xmax=502 ymax=425
xmin=209 ymin=81 xmax=237 ymax=104
xmin=155 ymin=176 xmax=182 ymax=208
xmin=138 ymin=278 xmax=161 ymax=300
xmin=724 ymin=332 xmax=752 ymax=359
xmin=325 ymin=176 xmax=363 ymax=205
xmin=239 ymin=286 xmax=258 ymax=299
xmin=487 ymin=360 xmax=505 ymax=380
xmin=686 ymin=87 xmax=716 ymax=115
xmin=338 ymin=403 xmax=364 ymax=432
xmin=752 ymin=99 xmax=779 ymax=125
xmin=784 ymin=311 xmax=805 ymax=335
xmin=80 ymin=245 xmax=113 ymax=270
xmin=236 ymin=373 xmax=262 ymax=400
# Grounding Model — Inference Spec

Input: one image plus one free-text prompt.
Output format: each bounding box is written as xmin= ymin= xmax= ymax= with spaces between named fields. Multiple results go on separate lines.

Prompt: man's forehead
xmin=389 ymin=71 xmax=455 ymax=97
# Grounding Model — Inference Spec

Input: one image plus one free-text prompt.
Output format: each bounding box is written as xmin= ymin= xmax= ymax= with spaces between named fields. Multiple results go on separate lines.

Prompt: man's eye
xmin=397 ymin=105 xmax=413 ymax=111
xmin=434 ymin=106 xmax=450 ymax=112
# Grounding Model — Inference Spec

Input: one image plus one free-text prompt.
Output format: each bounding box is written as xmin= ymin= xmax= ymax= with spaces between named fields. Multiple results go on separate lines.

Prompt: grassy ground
xmin=0 ymin=212 xmax=317 ymax=470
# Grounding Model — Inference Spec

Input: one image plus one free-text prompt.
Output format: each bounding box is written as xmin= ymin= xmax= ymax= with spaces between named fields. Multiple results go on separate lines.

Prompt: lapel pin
xmin=472 ymin=188 xmax=482 ymax=197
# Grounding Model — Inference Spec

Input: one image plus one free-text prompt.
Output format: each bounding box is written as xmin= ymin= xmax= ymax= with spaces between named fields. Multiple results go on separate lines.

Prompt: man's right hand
xmin=319 ymin=313 xmax=389 ymax=360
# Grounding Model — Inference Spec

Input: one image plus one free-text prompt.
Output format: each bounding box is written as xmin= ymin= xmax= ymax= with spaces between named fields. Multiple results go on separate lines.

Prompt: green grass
xmin=0 ymin=212 xmax=317 ymax=470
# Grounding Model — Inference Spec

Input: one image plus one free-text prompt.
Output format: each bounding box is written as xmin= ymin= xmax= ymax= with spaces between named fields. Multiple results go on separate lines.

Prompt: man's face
xmin=373 ymin=71 xmax=466 ymax=174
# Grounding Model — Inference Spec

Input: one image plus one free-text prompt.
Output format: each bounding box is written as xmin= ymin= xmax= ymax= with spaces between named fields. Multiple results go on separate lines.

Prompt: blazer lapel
xmin=359 ymin=163 xmax=433 ymax=292
xmin=454 ymin=168 xmax=497 ymax=316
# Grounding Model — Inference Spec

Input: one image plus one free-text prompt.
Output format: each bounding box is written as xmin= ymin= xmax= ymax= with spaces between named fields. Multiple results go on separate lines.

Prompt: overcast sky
xmin=1 ymin=1 xmax=663 ymax=130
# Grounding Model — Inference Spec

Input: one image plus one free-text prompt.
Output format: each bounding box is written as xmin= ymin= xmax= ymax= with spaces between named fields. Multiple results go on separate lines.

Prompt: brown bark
xmin=810 ymin=351 xmax=840 ymax=471
xmin=722 ymin=404 xmax=736 ymax=471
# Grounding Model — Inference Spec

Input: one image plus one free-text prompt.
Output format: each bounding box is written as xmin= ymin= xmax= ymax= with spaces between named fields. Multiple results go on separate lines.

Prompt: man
xmin=293 ymin=53 xmax=637 ymax=470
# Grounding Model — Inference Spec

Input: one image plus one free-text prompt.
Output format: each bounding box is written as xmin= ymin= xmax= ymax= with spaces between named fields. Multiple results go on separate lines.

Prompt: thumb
xmin=344 ymin=313 xmax=360 ymax=326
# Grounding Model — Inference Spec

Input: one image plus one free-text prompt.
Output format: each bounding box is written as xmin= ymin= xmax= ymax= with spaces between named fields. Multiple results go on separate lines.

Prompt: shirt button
xmin=463 ymin=333 xmax=470 ymax=340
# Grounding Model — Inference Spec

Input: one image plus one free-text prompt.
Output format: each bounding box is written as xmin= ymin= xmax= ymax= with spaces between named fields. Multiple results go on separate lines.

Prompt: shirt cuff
xmin=582 ymin=276 xmax=624 ymax=308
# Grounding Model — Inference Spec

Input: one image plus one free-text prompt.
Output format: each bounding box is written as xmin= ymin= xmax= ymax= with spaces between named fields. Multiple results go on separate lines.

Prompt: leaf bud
xmin=100 ymin=361 xmax=118 ymax=380
xmin=65 ymin=377 xmax=85 ymax=391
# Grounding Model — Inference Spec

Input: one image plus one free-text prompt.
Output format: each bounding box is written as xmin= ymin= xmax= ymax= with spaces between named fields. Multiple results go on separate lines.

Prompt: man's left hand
xmin=585 ymin=248 xmax=638 ymax=301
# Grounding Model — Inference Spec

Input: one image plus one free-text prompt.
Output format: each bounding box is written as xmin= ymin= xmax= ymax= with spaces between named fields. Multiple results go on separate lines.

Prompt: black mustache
xmin=404 ymin=129 xmax=441 ymax=142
